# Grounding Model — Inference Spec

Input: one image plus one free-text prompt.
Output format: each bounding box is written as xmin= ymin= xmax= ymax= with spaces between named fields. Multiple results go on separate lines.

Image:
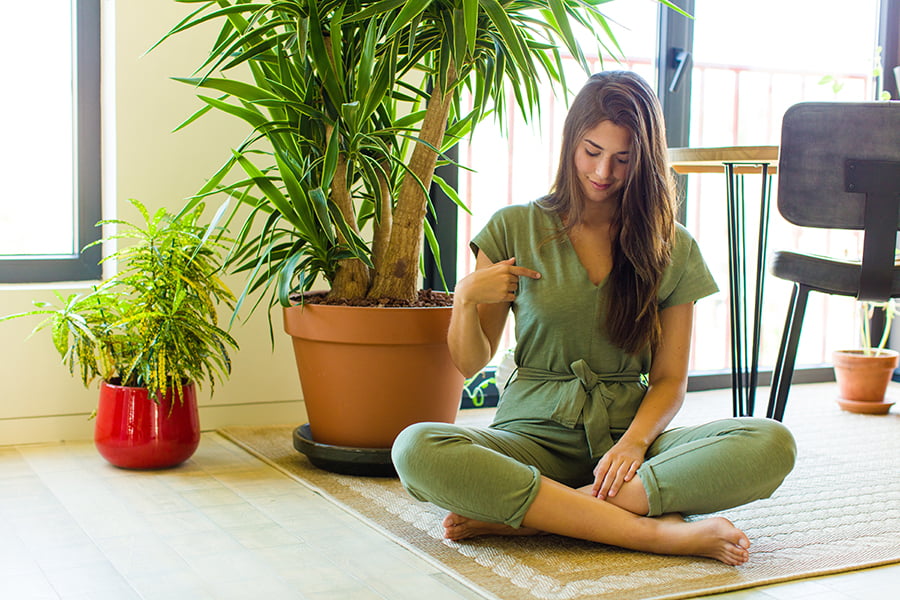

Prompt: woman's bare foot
xmin=442 ymin=512 xmax=542 ymax=541
xmin=443 ymin=511 xmax=749 ymax=565
xmin=444 ymin=512 xmax=748 ymax=564
xmin=658 ymin=516 xmax=751 ymax=566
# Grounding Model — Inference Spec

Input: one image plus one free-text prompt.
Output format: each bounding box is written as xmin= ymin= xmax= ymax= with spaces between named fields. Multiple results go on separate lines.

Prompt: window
xmin=0 ymin=0 xmax=101 ymax=283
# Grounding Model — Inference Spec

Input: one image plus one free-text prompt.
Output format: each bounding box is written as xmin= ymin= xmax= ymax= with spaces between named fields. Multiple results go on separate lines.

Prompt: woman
xmin=392 ymin=71 xmax=796 ymax=566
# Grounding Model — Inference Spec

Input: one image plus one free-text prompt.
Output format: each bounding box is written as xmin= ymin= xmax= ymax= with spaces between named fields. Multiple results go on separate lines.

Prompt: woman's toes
xmin=726 ymin=544 xmax=750 ymax=566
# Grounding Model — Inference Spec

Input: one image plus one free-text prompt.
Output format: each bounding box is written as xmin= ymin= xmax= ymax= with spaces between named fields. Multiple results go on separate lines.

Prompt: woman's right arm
xmin=448 ymin=251 xmax=541 ymax=378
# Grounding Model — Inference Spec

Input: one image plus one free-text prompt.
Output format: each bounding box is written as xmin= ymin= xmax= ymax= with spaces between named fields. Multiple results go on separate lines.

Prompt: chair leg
xmin=767 ymin=283 xmax=811 ymax=421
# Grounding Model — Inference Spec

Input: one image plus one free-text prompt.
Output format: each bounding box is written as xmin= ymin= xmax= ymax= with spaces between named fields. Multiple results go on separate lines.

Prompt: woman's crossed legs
xmin=392 ymin=419 xmax=795 ymax=566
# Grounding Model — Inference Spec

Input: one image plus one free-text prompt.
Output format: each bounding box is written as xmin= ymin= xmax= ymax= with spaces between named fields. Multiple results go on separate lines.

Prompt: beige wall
xmin=0 ymin=1 xmax=302 ymax=445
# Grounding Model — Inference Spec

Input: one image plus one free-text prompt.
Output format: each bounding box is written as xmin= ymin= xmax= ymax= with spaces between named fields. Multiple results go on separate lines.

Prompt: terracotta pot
xmin=283 ymin=301 xmax=465 ymax=448
xmin=832 ymin=349 xmax=899 ymax=404
xmin=95 ymin=380 xmax=201 ymax=469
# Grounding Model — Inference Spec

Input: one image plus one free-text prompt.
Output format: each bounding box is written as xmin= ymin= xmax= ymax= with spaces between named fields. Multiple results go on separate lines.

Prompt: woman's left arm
xmin=591 ymin=301 xmax=694 ymax=499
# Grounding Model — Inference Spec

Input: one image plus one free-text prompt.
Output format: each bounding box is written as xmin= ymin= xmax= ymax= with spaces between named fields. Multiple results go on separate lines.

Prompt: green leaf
xmin=195 ymin=94 xmax=268 ymax=130
xmin=360 ymin=40 xmax=399 ymax=124
xmin=462 ymin=0 xmax=478 ymax=56
xmin=306 ymin=0 xmax=345 ymax=106
xmin=232 ymin=150 xmax=301 ymax=228
xmin=480 ymin=0 xmax=534 ymax=79
xmin=341 ymin=102 xmax=360 ymax=133
xmin=321 ymin=124 xmax=340 ymax=191
xmin=343 ymin=0 xmax=408 ymax=25
xmin=149 ymin=3 xmax=254 ymax=55
xmin=423 ymin=219 xmax=447 ymax=290
xmin=195 ymin=18 xmax=280 ymax=79
xmin=198 ymin=198 xmax=232 ymax=251
xmin=173 ymin=76 xmax=279 ymax=103
xmin=655 ymin=0 xmax=693 ymax=19
xmin=385 ymin=0 xmax=433 ymax=38
xmin=309 ymin=187 xmax=335 ymax=244
xmin=276 ymin=251 xmax=306 ymax=307
xmin=221 ymin=33 xmax=286 ymax=72
xmin=452 ymin=8 xmax=468 ymax=68
xmin=547 ymin=0 xmax=587 ymax=72
xmin=355 ymin=18 xmax=378 ymax=100
xmin=171 ymin=99 xmax=215 ymax=133
xmin=272 ymin=152 xmax=315 ymax=239
xmin=431 ymin=172 xmax=469 ymax=215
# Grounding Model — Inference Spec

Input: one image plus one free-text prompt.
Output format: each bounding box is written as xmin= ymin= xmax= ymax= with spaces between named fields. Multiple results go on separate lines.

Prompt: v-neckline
xmin=554 ymin=213 xmax=611 ymax=288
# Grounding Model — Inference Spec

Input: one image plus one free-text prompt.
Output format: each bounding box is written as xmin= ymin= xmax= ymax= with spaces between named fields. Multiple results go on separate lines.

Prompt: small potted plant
xmin=1 ymin=200 xmax=238 ymax=468
xmin=833 ymin=299 xmax=899 ymax=414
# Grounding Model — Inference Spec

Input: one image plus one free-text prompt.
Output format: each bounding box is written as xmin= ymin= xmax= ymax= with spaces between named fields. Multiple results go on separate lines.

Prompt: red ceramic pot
xmin=94 ymin=380 xmax=201 ymax=469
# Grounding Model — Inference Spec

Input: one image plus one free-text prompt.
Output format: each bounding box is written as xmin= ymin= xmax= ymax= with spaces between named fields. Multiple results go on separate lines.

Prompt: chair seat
xmin=771 ymin=251 xmax=900 ymax=299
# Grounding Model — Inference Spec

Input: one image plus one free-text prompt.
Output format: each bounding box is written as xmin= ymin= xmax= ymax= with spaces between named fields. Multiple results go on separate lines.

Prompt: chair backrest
xmin=778 ymin=101 xmax=900 ymax=301
xmin=778 ymin=101 xmax=900 ymax=229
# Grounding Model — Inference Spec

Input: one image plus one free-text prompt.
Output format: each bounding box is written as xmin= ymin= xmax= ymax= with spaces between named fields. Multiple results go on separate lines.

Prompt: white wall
xmin=0 ymin=1 xmax=303 ymax=445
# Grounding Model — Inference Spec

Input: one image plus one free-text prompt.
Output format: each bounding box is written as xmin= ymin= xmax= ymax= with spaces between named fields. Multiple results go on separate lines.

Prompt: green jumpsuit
xmin=393 ymin=202 xmax=796 ymax=527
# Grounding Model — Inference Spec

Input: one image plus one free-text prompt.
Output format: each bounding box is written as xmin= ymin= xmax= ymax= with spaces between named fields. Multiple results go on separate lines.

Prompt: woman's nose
xmin=595 ymin=157 xmax=613 ymax=178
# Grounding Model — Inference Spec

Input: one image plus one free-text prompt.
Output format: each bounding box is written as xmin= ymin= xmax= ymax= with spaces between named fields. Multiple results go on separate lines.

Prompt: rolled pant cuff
xmin=505 ymin=466 xmax=542 ymax=528
xmin=637 ymin=463 xmax=663 ymax=517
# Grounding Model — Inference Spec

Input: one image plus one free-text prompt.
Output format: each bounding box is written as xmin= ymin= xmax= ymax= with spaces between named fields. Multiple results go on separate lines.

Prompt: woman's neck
xmin=566 ymin=199 xmax=618 ymax=230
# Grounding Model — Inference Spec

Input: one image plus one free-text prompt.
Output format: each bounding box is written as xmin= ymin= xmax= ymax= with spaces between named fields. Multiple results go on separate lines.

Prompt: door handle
xmin=669 ymin=48 xmax=691 ymax=93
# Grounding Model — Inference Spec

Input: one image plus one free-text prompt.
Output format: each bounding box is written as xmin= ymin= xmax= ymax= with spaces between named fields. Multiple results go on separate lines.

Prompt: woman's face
xmin=573 ymin=119 xmax=632 ymax=207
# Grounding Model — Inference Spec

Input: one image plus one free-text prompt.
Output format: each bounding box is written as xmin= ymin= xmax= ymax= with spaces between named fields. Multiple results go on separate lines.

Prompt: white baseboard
xmin=0 ymin=400 xmax=306 ymax=447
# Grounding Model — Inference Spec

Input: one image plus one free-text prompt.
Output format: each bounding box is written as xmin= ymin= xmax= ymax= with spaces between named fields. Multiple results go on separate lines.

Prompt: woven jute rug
xmin=219 ymin=382 xmax=900 ymax=600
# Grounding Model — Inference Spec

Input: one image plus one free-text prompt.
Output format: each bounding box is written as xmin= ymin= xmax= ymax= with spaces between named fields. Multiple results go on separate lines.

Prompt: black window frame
xmin=0 ymin=0 xmax=101 ymax=283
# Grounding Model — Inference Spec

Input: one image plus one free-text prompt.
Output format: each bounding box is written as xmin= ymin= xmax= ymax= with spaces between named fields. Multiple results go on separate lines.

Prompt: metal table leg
xmin=724 ymin=164 xmax=744 ymax=417
xmin=724 ymin=163 xmax=774 ymax=417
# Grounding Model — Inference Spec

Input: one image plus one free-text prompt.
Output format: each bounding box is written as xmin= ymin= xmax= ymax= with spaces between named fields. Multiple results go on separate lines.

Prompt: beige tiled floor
xmin=1 ymin=428 xmax=897 ymax=600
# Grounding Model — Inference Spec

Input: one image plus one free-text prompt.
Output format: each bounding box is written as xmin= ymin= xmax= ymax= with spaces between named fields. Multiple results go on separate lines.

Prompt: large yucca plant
xmin=0 ymin=200 xmax=238 ymax=401
xmin=159 ymin=0 xmax=681 ymax=308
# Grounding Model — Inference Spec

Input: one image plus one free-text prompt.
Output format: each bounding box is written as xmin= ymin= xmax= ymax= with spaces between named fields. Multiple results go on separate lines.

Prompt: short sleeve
xmin=469 ymin=205 xmax=524 ymax=262
xmin=658 ymin=225 xmax=719 ymax=309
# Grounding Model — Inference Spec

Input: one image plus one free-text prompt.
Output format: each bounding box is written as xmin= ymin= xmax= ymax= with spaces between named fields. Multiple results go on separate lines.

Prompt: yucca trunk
xmin=329 ymin=255 xmax=371 ymax=300
xmin=366 ymin=72 xmax=456 ymax=302
xmin=328 ymin=155 xmax=371 ymax=300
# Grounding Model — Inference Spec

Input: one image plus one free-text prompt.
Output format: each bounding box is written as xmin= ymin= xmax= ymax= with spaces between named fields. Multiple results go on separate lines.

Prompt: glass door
xmin=683 ymin=0 xmax=884 ymax=374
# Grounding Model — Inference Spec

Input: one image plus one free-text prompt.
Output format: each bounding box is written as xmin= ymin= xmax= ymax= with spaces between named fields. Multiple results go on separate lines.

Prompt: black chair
xmin=766 ymin=101 xmax=900 ymax=422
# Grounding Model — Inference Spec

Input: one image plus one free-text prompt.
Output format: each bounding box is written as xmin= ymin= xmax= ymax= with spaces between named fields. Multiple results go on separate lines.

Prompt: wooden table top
xmin=668 ymin=145 xmax=779 ymax=174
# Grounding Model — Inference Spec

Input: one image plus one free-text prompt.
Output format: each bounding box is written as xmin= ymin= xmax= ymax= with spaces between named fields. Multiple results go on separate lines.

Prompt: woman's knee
xmin=392 ymin=422 xmax=461 ymax=491
xmin=392 ymin=422 xmax=437 ymax=477
xmin=738 ymin=418 xmax=798 ymax=488
xmin=752 ymin=419 xmax=796 ymax=466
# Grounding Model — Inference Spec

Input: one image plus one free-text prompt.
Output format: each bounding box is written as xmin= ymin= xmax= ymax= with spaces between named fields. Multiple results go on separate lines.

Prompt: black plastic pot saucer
xmin=293 ymin=424 xmax=396 ymax=477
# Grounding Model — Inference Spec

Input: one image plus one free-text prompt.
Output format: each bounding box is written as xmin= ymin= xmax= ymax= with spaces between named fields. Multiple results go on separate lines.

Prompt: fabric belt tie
xmin=515 ymin=359 xmax=643 ymax=459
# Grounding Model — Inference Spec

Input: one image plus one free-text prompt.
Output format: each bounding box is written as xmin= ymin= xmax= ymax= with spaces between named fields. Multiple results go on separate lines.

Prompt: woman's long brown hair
xmin=539 ymin=71 xmax=676 ymax=354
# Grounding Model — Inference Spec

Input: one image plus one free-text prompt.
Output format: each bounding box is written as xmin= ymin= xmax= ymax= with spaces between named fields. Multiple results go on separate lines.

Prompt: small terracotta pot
xmin=283 ymin=300 xmax=464 ymax=449
xmin=832 ymin=349 xmax=899 ymax=403
xmin=94 ymin=380 xmax=201 ymax=469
